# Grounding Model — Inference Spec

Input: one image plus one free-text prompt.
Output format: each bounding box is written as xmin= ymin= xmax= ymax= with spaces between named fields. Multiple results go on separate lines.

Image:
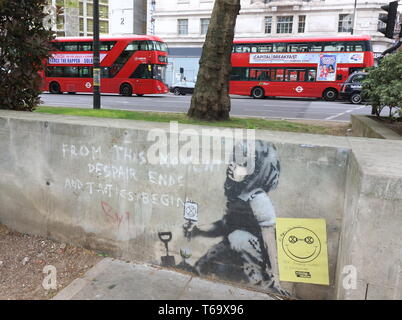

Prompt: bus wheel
xmin=251 ymin=87 xmax=265 ymax=99
xmin=173 ymin=87 xmax=182 ymax=96
xmin=350 ymin=92 xmax=362 ymax=104
xmin=49 ymin=82 xmax=61 ymax=94
xmin=120 ymin=83 xmax=132 ymax=96
xmin=323 ymin=88 xmax=338 ymax=101
xmin=136 ymin=94 xmax=144 ymax=97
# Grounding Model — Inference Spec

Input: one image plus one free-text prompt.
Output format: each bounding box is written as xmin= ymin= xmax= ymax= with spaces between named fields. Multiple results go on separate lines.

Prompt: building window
xmin=99 ymin=5 xmax=108 ymax=19
xmin=277 ymin=16 xmax=293 ymax=34
xmin=53 ymin=0 xmax=110 ymax=37
xmin=79 ymin=2 xmax=84 ymax=16
xmin=100 ymin=20 xmax=108 ymax=34
xmin=200 ymin=18 xmax=210 ymax=35
xmin=264 ymin=16 xmax=272 ymax=34
xmin=298 ymin=15 xmax=306 ymax=33
xmin=178 ymin=19 xmax=188 ymax=35
xmin=338 ymin=14 xmax=353 ymax=33
xmin=87 ymin=18 xmax=93 ymax=34
xmin=79 ymin=17 xmax=84 ymax=33
xmin=56 ymin=14 xmax=64 ymax=31
xmin=87 ymin=3 xmax=93 ymax=18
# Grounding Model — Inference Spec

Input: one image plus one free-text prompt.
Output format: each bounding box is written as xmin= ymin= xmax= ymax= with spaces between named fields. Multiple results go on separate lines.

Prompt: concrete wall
xmin=351 ymin=115 xmax=402 ymax=140
xmin=1 ymin=110 xmax=402 ymax=299
xmin=335 ymin=141 xmax=402 ymax=299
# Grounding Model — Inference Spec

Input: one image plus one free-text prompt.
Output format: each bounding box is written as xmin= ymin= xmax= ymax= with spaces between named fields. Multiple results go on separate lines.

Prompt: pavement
xmin=53 ymin=258 xmax=277 ymax=300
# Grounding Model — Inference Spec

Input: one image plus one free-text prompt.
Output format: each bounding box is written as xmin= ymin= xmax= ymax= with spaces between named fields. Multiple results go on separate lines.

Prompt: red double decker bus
xmin=229 ymin=35 xmax=374 ymax=101
xmin=42 ymin=35 xmax=169 ymax=96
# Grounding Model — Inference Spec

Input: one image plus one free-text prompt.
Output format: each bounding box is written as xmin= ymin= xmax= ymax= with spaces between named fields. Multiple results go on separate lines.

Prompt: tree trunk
xmin=187 ymin=0 xmax=240 ymax=121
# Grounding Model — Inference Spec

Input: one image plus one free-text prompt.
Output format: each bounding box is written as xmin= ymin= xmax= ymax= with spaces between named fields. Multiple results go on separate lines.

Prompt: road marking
xmin=231 ymin=114 xmax=349 ymax=122
xmin=244 ymin=108 xmax=349 ymax=116
xmin=259 ymin=103 xmax=350 ymax=110
xmin=324 ymin=106 xmax=366 ymax=120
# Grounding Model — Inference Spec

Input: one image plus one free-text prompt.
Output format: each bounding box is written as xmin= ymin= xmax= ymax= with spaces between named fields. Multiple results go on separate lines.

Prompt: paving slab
xmin=53 ymin=258 xmax=275 ymax=300
xmin=178 ymin=277 xmax=272 ymax=300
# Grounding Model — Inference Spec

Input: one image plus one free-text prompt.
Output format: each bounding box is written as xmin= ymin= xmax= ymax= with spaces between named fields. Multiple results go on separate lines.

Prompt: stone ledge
xmin=1 ymin=110 xmax=402 ymax=178
xmin=351 ymin=114 xmax=402 ymax=140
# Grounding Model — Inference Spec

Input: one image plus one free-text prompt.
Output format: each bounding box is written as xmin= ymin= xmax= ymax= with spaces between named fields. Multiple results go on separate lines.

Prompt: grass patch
xmin=35 ymin=106 xmax=338 ymax=135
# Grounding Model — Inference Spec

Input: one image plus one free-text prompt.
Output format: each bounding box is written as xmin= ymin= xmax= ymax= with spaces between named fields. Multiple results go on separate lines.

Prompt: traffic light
xmin=378 ymin=1 xmax=399 ymax=39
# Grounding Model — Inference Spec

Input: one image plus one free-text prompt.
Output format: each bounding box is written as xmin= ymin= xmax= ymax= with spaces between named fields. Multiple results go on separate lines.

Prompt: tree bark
xmin=187 ymin=0 xmax=240 ymax=121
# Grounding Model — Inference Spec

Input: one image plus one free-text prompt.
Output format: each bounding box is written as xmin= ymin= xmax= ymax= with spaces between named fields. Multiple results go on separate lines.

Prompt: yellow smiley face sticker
xmin=282 ymin=227 xmax=321 ymax=263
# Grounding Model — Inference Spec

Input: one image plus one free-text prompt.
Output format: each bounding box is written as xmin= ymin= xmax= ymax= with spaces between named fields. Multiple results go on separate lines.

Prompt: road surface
xmin=40 ymin=93 xmax=372 ymax=122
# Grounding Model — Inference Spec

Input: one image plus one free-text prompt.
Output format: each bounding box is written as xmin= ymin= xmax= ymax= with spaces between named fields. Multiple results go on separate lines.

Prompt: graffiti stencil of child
xmin=183 ymin=140 xmax=288 ymax=296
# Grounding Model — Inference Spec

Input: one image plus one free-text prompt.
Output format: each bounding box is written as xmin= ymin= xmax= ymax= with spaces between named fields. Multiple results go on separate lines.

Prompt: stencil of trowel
xmin=158 ymin=232 xmax=176 ymax=267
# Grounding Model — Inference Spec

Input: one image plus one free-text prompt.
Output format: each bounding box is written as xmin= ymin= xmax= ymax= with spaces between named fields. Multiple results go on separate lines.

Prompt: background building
xmin=48 ymin=0 xmax=148 ymax=37
xmin=149 ymin=0 xmax=398 ymax=85
xmin=110 ymin=0 xmax=147 ymax=35
xmin=49 ymin=0 xmax=110 ymax=37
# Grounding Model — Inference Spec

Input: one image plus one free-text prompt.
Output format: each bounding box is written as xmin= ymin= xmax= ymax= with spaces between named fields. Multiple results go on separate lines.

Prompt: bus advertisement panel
xmin=48 ymin=53 xmax=107 ymax=65
xmin=317 ymin=54 xmax=337 ymax=82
